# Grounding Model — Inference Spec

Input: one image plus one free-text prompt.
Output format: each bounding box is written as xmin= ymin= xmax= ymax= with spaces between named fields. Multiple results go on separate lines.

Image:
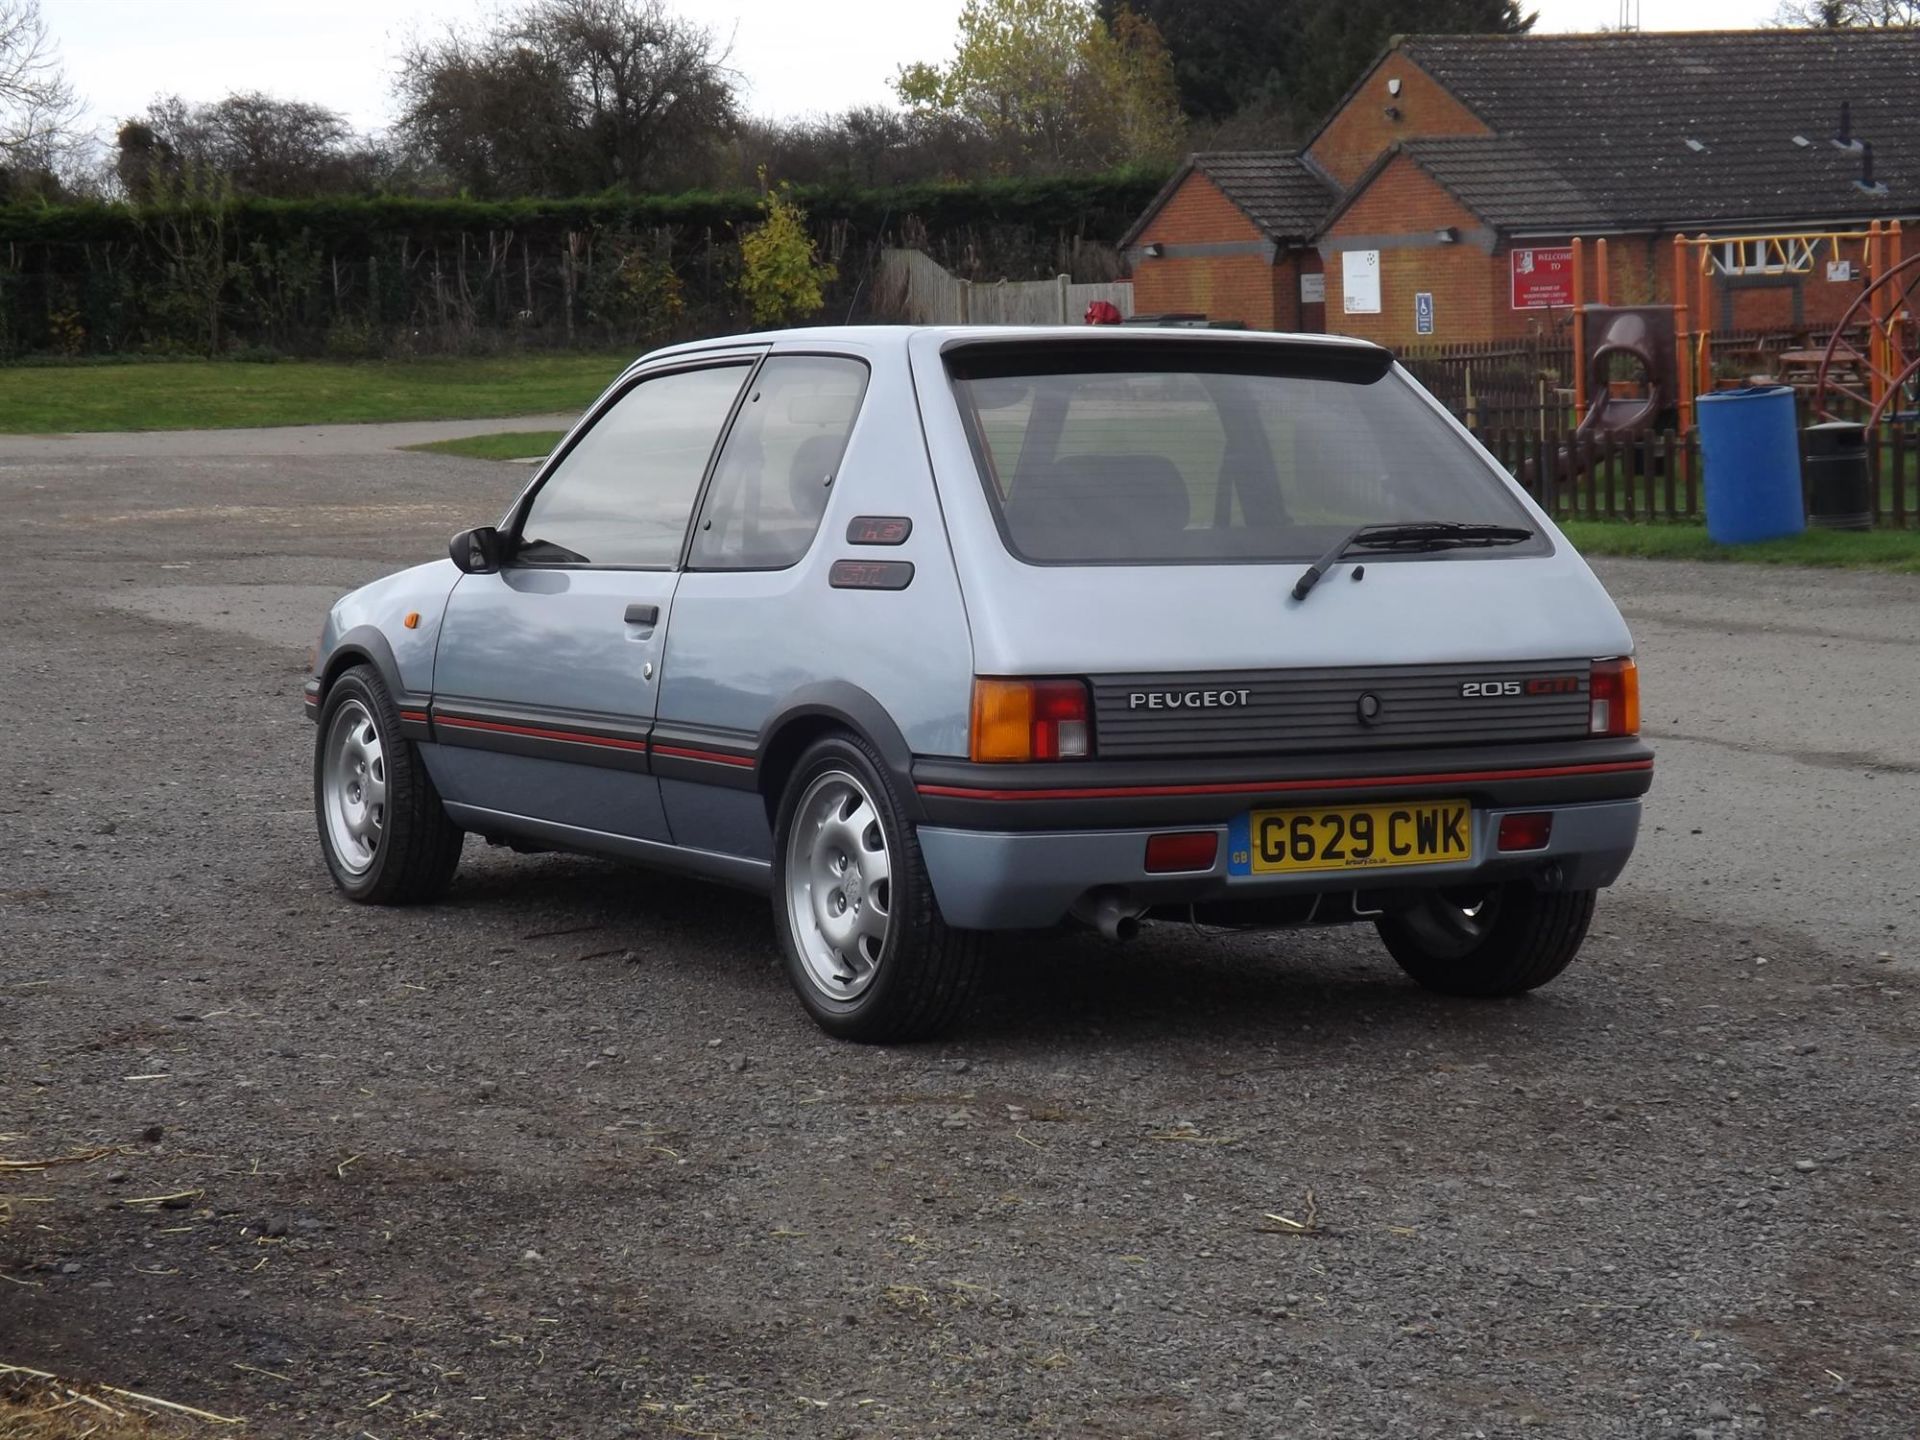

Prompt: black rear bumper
xmin=912 ymin=738 xmax=1654 ymax=831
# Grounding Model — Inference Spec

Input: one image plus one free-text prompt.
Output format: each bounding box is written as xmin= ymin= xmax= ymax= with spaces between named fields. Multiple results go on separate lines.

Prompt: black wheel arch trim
xmin=314 ymin=627 xmax=432 ymax=739
xmin=754 ymin=682 xmax=926 ymax=822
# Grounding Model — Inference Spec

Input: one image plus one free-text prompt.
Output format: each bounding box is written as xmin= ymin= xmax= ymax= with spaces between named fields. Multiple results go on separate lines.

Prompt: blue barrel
xmin=1695 ymin=386 xmax=1805 ymax=545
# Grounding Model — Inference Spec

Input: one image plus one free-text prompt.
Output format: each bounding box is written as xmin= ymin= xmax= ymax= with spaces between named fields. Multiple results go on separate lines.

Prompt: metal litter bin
xmin=1802 ymin=421 xmax=1873 ymax=531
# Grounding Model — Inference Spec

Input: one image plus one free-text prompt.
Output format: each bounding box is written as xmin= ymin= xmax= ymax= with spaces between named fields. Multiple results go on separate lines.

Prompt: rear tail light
xmin=1145 ymin=832 xmax=1218 ymax=873
xmin=1589 ymin=658 xmax=1640 ymax=737
xmin=970 ymin=678 xmax=1091 ymax=762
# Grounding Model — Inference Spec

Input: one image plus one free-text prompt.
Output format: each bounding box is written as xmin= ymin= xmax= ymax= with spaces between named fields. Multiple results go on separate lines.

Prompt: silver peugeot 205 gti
xmin=306 ymin=326 xmax=1651 ymax=1041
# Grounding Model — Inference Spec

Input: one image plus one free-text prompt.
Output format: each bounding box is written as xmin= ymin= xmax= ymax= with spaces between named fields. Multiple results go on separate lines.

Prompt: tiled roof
xmin=1401 ymin=30 xmax=1920 ymax=229
xmin=1191 ymin=152 xmax=1341 ymax=241
xmin=1118 ymin=152 xmax=1338 ymax=248
xmin=1398 ymin=136 xmax=1603 ymax=232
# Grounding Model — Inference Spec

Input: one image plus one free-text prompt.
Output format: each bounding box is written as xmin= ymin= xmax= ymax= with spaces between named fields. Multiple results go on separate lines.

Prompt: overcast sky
xmin=48 ymin=0 xmax=1778 ymax=137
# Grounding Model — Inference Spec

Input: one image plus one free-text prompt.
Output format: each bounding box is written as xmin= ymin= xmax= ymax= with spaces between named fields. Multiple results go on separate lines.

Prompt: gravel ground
xmin=2 ymin=424 xmax=1916 ymax=1438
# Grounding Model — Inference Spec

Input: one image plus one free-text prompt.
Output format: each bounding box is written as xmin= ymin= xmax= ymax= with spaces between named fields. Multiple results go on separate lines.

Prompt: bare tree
xmin=204 ymin=94 xmax=354 ymax=196
xmin=117 ymin=92 xmax=375 ymax=199
xmin=725 ymin=105 xmax=992 ymax=188
xmin=0 ymin=0 xmax=83 ymax=194
xmin=394 ymin=0 xmax=739 ymax=196
xmin=1775 ymin=0 xmax=1920 ymax=23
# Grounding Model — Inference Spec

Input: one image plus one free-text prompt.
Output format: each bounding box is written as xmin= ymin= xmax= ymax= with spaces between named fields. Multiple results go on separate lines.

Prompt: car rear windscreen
xmin=946 ymin=342 xmax=1544 ymax=565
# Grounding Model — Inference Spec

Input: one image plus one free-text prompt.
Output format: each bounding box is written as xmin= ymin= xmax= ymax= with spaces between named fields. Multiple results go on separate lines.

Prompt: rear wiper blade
xmin=1291 ymin=521 xmax=1534 ymax=602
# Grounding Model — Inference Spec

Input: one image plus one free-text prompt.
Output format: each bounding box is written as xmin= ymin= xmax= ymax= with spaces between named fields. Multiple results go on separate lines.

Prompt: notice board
xmin=1342 ymin=251 xmax=1381 ymax=314
xmin=1511 ymin=246 xmax=1575 ymax=309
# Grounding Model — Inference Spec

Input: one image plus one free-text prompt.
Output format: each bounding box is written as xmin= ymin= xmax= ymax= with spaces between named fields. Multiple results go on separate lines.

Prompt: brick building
xmin=1122 ymin=30 xmax=1920 ymax=347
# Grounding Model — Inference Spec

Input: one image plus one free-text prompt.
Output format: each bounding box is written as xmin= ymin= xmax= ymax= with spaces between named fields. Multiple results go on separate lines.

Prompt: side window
xmin=688 ymin=356 xmax=870 ymax=571
xmin=517 ymin=363 xmax=750 ymax=567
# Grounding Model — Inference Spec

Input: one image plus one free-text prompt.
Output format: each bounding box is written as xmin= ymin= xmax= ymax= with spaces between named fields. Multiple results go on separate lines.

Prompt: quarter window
xmin=689 ymin=356 xmax=870 ymax=571
xmin=517 ymin=363 xmax=750 ymax=567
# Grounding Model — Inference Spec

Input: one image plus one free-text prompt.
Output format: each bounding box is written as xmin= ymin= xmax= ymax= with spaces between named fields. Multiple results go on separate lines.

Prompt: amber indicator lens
xmin=970 ymin=678 xmax=1092 ymax=762
xmin=846 ymin=515 xmax=913 ymax=545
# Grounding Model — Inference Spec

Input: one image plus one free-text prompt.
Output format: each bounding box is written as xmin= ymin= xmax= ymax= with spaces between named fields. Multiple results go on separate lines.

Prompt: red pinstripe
xmin=435 ymin=714 xmax=648 ymax=753
xmin=653 ymin=743 xmax=754 ymax=769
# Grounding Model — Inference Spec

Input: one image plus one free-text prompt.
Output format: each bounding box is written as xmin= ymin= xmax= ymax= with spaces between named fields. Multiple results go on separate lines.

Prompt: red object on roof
xmin=1084 ymin=300 xmax=1123 ymax=326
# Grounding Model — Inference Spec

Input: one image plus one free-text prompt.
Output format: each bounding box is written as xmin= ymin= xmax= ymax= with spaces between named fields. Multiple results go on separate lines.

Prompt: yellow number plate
xmin=1229 ymin=800 xmax=1473 ymax=875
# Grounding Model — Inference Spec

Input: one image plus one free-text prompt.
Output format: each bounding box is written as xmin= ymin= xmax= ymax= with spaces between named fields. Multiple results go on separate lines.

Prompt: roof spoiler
xmin=939 ymin=334 xmax=1395 ymax=385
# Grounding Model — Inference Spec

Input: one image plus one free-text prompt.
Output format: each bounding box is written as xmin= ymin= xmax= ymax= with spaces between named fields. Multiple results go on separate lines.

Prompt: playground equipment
xmin=1563 ymin=226 xmax=1915 ymax=435
xmin=1810 ymin=232 xmax=1920 ymax=429
xmin=1539 ymin=226 xmax=1912 ymax=525
xmin=1661 ymin=223 xmax=1908 ymax=433
xmin=1576 ymin=304 xmax=1679 ymax=440
xmin=1563 ymin=239 xmax=1678 ymax=451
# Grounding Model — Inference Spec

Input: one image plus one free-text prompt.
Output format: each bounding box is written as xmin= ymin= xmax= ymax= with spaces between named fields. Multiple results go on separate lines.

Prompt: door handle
xmin=624 ymin=603 xmax=659 ymax=626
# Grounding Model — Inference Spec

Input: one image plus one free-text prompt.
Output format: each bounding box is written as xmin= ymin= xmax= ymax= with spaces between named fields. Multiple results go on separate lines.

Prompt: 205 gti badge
xmin=1462 ymin=676 xmax=1584 ymax=698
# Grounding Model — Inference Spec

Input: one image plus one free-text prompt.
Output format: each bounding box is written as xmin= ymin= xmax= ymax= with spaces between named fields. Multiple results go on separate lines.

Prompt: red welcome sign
xmin=1511 ymin=246 xmax=1576 ymax=310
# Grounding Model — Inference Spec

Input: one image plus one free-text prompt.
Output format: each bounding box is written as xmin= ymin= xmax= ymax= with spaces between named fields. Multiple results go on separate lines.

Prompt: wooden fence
xmin=1467 ymin=405 xmax=1918 ymax=529
xmin=1398 ymin=336 xmax=1915 ymax=527
xmin=1402 ymin=340 xmax=1571 ymax=421
xmin=874 ymin=247 xmax=1133 ymax=326
xmin=1401 ymin=329 xmax=1843 ymax=427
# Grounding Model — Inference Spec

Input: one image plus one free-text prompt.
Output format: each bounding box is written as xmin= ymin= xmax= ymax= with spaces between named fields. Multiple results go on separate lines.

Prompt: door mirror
xmin=449 ymin=526 xmax=505 ymax=574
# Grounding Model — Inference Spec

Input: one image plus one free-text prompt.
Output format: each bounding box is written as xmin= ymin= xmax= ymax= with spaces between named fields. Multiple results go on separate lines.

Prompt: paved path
xmin=0 ymin=413 xmax=579 ymax=459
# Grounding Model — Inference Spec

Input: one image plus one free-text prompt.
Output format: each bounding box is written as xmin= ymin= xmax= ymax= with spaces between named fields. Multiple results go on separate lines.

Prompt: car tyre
xmin=773 ymin=732 xmax=982 ymax=1042
xmin=1376 ymin=882 xmax=1595 ymax=997
xmin=314 ymin=664 xmax=463 ymax=904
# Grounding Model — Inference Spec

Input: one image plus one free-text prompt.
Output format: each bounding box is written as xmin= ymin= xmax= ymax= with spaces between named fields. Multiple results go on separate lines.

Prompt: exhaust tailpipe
xmin=1074 ymin=888 xmax=1146 ymax=943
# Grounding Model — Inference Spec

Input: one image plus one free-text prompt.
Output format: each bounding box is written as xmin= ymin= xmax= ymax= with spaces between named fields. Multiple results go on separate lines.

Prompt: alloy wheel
xmin=784 ymin=769 xmax=893 ymax=1001
xmin=322 ymin=698 xmax=387 ymax=875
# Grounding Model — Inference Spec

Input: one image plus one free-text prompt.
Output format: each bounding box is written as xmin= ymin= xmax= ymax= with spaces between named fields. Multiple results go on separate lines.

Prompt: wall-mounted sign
xmin=1415 ymin=291 xmax=1435 ymax=336
xmin=1342 ymin=250 xmax=1382 ymax=314
xmin=1827 ymin=259 xmax=1857 ymax=283
xmin=1300 ymin=271 xmax=1326 ymax=305
xmin=1511 ymin=246 xmax=1575 ymax=310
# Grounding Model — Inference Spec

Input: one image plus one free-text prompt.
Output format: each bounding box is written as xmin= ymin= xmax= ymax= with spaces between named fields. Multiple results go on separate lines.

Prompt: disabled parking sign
xmin=1414 ymin=291 xmax=1435 ymax=336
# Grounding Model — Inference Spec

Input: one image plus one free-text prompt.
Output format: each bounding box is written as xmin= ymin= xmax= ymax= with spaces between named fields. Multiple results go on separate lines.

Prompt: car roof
xmin=631 ymin=324 xmax=1387 ymax=368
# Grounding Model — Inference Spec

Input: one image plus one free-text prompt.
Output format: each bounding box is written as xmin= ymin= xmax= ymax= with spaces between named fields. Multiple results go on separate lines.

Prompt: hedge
xmin=0 ymin=171 xmax=1166 ymax=358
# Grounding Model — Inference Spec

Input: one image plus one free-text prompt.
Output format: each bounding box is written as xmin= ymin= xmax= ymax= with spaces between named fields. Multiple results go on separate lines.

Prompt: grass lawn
xmin=1562 ymin=518 xmax=1920 ymax=574
xmin=0 ymin=354 xmax=626 ymax=433
xmin=406 ymin=429 xmax=566 ymax=461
